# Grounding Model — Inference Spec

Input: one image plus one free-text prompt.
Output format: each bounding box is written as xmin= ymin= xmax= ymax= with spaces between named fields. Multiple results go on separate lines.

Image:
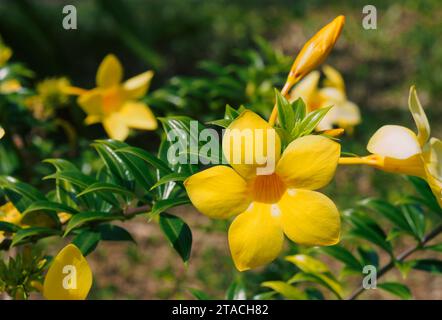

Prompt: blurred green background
xmin=1 ymin=0 xmax=442 ymax=299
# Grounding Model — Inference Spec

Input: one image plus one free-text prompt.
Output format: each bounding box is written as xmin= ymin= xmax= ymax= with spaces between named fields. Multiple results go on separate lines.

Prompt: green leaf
xmin=45 ymin=171 xmax=119 ymax=207
xmin=22 ymin=200 xmax=78 ymax=215
xmin=296 ymin=106 xmax=332 ymax=137
xmin=289 ymin=272 xmax=343 ymax=299
xmin=378 ymin=282 xmax=412 ymax=300
xmin=345 ymin=210 xmax=393 ymax=254
xmin=291 ymin=98 xmax=306 ymax=123
xmin=64 ymin=212 xmax=123 ymax=236
xmin=275 ymin=89 xmax=295 ymax=131
xmin=0 ymin=221 xmax=21 ymax=233
xmin=424 ymin=243 xmax=442 ymax=252
xmin=150 ymin=172 xmax=188 ymax=190
xmin=11 ymin=227 xmax=61 ymax=247
xmin=407 ymin=176 xmax=442 ymax=215
xmin=93 ymin=140 xmax=135 ymax=189
xmin=319 ymin=245 xmax=362 ymax=272
xmin=159 ymin=213 xmax=192 ymax=262
xmin=188 ymin=288 xmax=211 ymax=300
xmin=0 ymin=176 xmax=46 ymax=212
xmin=72 ymin=230 xmax=101 ymax=256
xmin=116 ymin=146 xmax=172 ymax=173
xmin=77 ymin=182 xmax=136 ymax=199
xmin=261 ymin=281 xmax=307 ymax=300
xmin=99 ymin=140 xmax=156 ymax=190
xmin=357 ymin=246 xmax=379 ymax=269
xmin=97 ymin=224 xmax=135 ymax=243
xmin=150 ymin=197 xmax=191 ymax=217
xmin=412 ymin=259 xmax=442 ymax=274
xmin=43 ymin=159 xmax=85 ymax=208
xmin=359 ymin=198 xmax=410 ymax=232
xmin=401 ymin=204 xmax=426 ymax=241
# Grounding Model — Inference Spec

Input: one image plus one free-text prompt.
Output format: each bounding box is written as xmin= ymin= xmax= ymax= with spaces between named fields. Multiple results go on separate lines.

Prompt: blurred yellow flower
xmin=269 ymin=15 xmax=345 ymax=126
xmin=43 ymin=244 xmax=92 ymax=300
xmin=339 ymin=86 xmax=442 ymax=207
xmin=0 ymin=125 xmax=4 ymax=139
xmin=0 ymin=202 xmax=22 ymax=244
xmin=290 ymin=65 xmax=361 ymax=132
xmin=0 ymin=38 xmax=22 ymax=94
xmin=185 ymin=110 xmax=341 ymax=271
xmin=0 ymin=40 xmax=12 ymax=67
xmin=25 ymin=77 xmax=71 ymax=120
xmin=67 ymin=54 xmax=157 ymax=141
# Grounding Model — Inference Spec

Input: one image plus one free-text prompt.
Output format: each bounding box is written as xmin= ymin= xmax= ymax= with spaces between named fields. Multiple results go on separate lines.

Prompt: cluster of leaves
xmin=148 ymin=37 xmax=292 ymax=120
xmin=0 ymin=247 xmax=47 ymax=299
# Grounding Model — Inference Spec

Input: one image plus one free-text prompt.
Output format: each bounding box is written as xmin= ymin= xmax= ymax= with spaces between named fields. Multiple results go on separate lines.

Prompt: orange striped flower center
xmin=250 ymin=173 xmax=286 ymax=204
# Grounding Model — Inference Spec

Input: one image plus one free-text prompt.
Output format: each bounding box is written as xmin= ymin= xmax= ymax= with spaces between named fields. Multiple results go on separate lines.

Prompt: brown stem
xmin=346 ymin=224 xmax=442 ymax=300
xmin=123 ymin=204 xmax=151 ymax=217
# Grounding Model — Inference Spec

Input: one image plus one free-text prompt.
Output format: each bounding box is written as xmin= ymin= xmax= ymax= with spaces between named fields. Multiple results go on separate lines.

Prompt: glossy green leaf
xmin=150 ymin=172 xmax=188 ymax=190
xmin=11 ymin=227 xmax=61 ymax=247
xmin=319 ymin=245 xmax=362 ymax=272
xmin=72 ymin=230 xmax=101 ymax=256
xmin=150 ymin=197 xmax=191 ymax=217
xmin=159 ymin=213 xmax=192 ymax=262
xmin=97 ymin=224 xmax=135 ymax=243
xmin=378 ymin=282 xmax=412 ymax=300
xmin=64 ymin=212 xmax=123 ymax=235
xmin=0 ymin=176 xmax=46 ymax=212
xmin=412 ymin=259 xmax=442 ymax=274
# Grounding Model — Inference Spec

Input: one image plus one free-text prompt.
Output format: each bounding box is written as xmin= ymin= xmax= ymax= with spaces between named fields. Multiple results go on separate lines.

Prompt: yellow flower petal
xmin=96 ymin=54 xmax=123 ymax=88
xmin=78 ymin=89 xmax=103 ymax=118
xmin=184 ymin=166 xmax=251 ymax=219
xmin=0 ymin=202 xmax=21 ymax=224
xmin=0 ymin=126 xmax=4 ymax=139
xmin=322 ymin=65 xmax=345 ymax=91
xmin=367 ymin=125 xmax=421 ymax=160
xmin=118 ymin=101 xmax=158 ymax=130
xmin=279 ymin=189 xmax=340 ymax=246
xmin=222 ymin=110 xmax=281 ymax=179
xmin=276 ymin=135 xmax=340 ymax=190
xmin=102 ymin=113 xmax=130 ymax=141
xmin=317 ymin=100 xmax=360 ymax=131
xmin=423 ymin=138 xmax=442 ymax=207
xmin=409 ymin=86 xmax=430 ymax=147
xmin=380 ymin=154 xmax=426 ymax=177
xmin=228 ymin=202 xmax=284 ymax=271
xmin=43 ymin=244 xmax=92 ymax=300
xmin=424 ymin=138 xmax=442 ymax=180
xmin=289 ymin=71 xmax=320 ymax=108
xmin=123 ymin=71 xmax=154 ymax=99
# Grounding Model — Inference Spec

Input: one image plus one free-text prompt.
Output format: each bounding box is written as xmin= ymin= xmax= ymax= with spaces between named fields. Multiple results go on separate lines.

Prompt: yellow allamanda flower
xmin=0 ymin=40 xmax=22 ymax=94
xmin=269 ymin=15 xmax=345 ymax=125
xmin=43 ymin=244 xmax=92 ymax=300
xmin=0 ymin=202 xmax=22 ymax=244
xmin=0 ymin=202 xmax=71 ymax=244
xmin=339 ymin=86 xmax=442 ymax=207
xmin=185 ymin=110 xmax=341 ymax=271
xmin=67 ymin=54 xmax=157 ymax=141
xmin=0 ymin=39 xmax=12 ymax=67
xmin=25 ymin=77 xmax=71 ymax=120
xmin=290 ymin=65 xmax=361 ymax=132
